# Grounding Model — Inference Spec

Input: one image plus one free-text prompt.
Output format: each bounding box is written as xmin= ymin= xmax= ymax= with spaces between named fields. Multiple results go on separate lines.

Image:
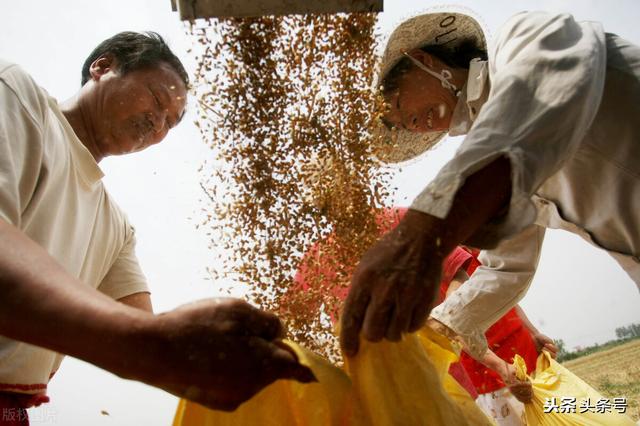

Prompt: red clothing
xmin=291 ymin=207 xmax=408 ymax=322
xmin=463 ymin=310 xmax=538 ymax=394
xmin=438 ymin=246 xmax=481 ymax=304
xmin=0 ymin=392 xmax=30 ymax=426
xmin=440 ymin=248 xmax=538 ymax=394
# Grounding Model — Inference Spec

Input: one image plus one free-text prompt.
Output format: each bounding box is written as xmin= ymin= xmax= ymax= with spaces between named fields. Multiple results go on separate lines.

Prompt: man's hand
xmin=496 ymin=361 xmax=533 ymax=403
xmin=532 ymin=332 xmax=558 ymax=358
xmin=340 ymin=158 xmax=513 ymax=357
xmin=340 ymin=210 xmax=445 ymax=357
xmin=0 ymin=220 xmax=314 ymax=413
xmin=126 ymin=299 xmax=316 ymax=411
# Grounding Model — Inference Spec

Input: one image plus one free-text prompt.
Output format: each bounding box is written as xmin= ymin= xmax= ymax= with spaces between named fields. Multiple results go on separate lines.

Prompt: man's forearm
xmin=339 ymin=156 xmax=513 ymax=355
xmin=118 ymin=292 xmax=154 ymax=313
xmin=404 ymin=156 xmax=512 ymax=255
xmin=0 ymin=219 xmax=315 ymax=410
xmin=0 ymin=218 xmax=151 ymax=378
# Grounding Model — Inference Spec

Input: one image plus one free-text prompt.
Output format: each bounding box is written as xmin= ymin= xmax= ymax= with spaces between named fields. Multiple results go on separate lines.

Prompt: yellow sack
xmin=342 ymin=329 xmax=479 ymax=425
xmin=173 ymin=330 xmax=493 ymax=426
xmin=514 ymin=351 xmax=636 ymax=425
xmin=417 ymin=327 xmax=496 ymax=426
xmin=173 ymin=342 xmax=358 ymax=426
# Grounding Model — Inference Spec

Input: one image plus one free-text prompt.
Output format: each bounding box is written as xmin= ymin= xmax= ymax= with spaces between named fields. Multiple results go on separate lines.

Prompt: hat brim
xmin=372 ymin=125 xmax=447 ymax=165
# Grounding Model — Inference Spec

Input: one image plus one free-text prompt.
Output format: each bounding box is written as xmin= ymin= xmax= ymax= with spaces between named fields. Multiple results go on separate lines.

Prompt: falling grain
xmin=187 ymin=13 xmax=394 ymax=361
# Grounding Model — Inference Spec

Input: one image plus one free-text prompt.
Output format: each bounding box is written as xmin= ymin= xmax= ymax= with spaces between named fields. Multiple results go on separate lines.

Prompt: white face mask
xmin=403 ymin=52 xmax=460 ymax=97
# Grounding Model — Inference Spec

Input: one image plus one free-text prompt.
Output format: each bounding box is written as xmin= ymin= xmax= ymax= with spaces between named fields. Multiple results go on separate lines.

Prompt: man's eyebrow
xmin=157 ymin=84 xmax=187 ymax=127
xmin=158 ymin=85 xmax=176 ymax=105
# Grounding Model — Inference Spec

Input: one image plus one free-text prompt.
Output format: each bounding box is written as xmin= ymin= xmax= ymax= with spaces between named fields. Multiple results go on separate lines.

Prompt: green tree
xmin=616 ymin=326 xmax=629 ymax=339
xmin=615 ymin=323 xmax=640 ymax=339
xmin=555 ymin=339 xmax=569 ymax=361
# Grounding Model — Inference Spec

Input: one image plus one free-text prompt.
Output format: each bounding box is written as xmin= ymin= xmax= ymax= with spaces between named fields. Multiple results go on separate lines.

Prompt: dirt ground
xmin=563 ymin=339 xmax=640 ymax=421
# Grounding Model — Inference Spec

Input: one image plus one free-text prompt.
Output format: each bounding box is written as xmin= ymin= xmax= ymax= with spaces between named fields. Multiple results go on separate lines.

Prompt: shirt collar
xmin=49 ymin=97 xmax=105 ymax=187
xmin=449 ymin=58 xmax=490 ymax=137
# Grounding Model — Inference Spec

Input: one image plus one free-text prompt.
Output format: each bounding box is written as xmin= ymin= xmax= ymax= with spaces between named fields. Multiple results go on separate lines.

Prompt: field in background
xmin=563 ymin=339 xmax=640 ymax=421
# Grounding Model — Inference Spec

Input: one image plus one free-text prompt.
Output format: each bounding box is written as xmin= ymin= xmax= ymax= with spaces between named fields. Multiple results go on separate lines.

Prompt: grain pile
xmin=187 ymin=13 xmax=394 ymax=361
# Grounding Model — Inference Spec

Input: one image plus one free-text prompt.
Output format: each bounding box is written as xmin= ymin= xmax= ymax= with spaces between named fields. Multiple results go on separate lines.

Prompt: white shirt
xmin=0 ymin=60 xmax=149 ymax=393
xmin=408 ymin=12 xmax=640 ymax=357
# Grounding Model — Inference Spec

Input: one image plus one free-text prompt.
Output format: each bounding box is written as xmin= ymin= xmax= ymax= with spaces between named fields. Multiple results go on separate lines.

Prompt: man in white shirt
xmin=0 ymin=31 xmax=313 ymax=421
xmin=340 ymin=10 xmax=640 ymax=364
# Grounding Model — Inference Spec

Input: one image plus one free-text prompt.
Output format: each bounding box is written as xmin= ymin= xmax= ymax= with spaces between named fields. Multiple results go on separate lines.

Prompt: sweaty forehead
xmin=125 ymin=62 xmax=187 ymax=92
xmin=153 ymin=63 xmax=187 ymax=91
xmin=150 ymin=65 xmax=188 ymax=100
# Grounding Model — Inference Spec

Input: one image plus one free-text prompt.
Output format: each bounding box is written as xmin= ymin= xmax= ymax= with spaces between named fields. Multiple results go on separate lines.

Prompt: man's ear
xmin=406 ymin=49 xmax=435 ymax=68
xmin=89 ymin=55 xmax=116 ymax=81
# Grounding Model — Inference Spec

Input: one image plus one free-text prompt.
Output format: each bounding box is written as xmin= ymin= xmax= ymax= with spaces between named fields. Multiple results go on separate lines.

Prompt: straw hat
xmin=374 ymin=11 xmax=487 ymax=164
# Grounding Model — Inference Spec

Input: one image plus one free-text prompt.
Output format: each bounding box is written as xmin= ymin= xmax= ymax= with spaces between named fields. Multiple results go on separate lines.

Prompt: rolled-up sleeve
xmin=430 ymin=224 xmax=545 ymax=358
xmin=98 ymin=225 xmax=150 ymax=300
xmin=411 ymin=11 xmax=607 ymax=248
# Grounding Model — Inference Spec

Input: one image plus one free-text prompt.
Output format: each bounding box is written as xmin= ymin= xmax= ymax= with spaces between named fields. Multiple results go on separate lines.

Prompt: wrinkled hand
xmin=131 ymin=298 xmax=316 ymax=411
xmin=532 ymin=332 xmax=558 ymax=358
xmin=497 ymin=362 xmax=533 ymax=403
xmin=340 ymin=210 xmax=444 ymax=357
